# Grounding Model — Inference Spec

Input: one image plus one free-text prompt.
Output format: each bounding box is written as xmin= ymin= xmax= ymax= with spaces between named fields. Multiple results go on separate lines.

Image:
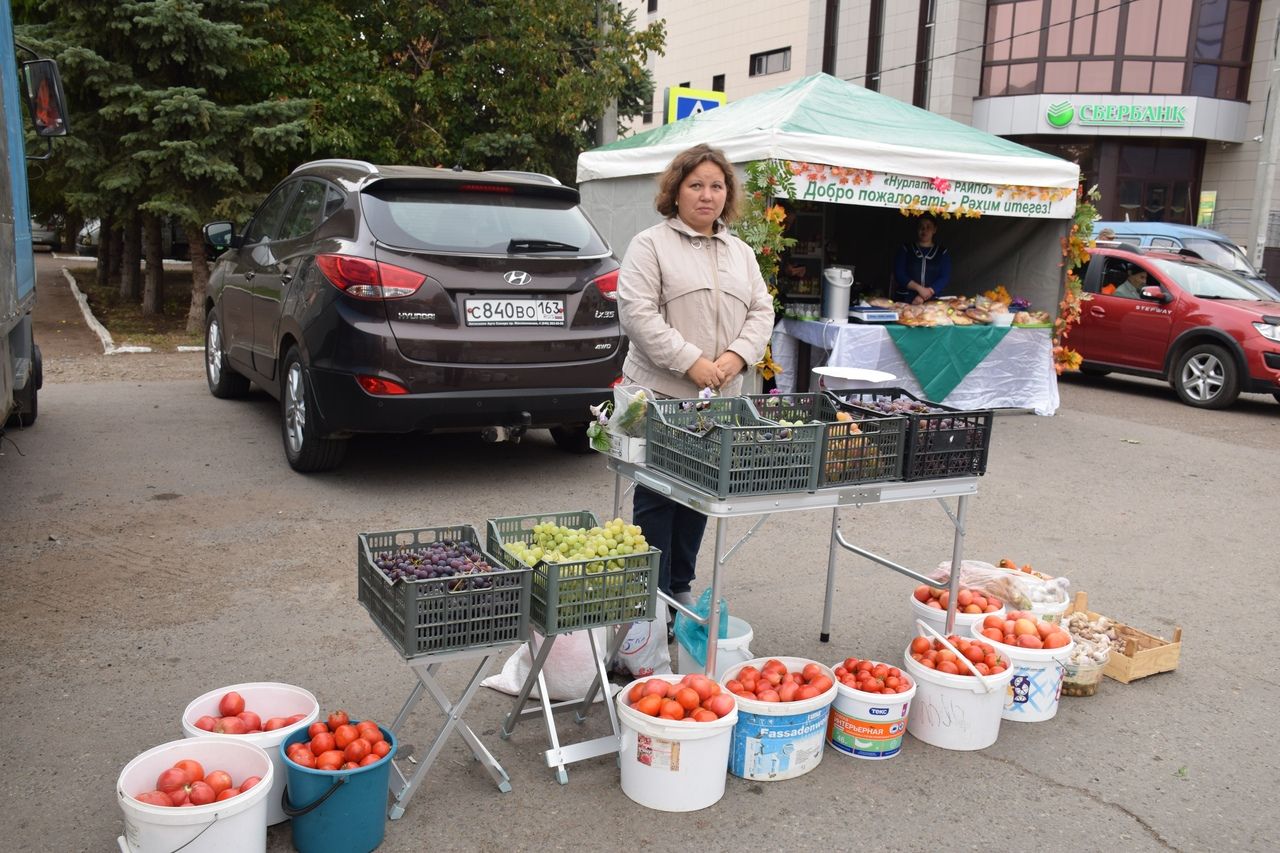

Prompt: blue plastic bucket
xmin=280 ymin=723 xmax=397 ymax=853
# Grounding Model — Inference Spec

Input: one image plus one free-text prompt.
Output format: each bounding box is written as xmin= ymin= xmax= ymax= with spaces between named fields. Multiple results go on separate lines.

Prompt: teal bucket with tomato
xmin=280 ymin=723 xmax=397 ymax=853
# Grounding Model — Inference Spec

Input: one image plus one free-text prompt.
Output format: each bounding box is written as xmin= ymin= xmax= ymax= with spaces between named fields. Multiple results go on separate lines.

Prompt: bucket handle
xmin=914 ymin=619 xmax=1003 ymax=694
xmin=281 ymin=775 xmax=347 ymax=818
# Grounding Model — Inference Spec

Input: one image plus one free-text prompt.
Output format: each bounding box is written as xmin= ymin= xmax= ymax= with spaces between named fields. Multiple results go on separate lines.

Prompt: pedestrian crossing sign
xmin=666 ymin=87 xmax=727 ymax=124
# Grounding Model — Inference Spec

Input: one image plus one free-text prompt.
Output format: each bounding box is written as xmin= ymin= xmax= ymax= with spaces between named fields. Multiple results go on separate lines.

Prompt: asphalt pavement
xmin=1 ymin=254 xmax=1276 ymax=852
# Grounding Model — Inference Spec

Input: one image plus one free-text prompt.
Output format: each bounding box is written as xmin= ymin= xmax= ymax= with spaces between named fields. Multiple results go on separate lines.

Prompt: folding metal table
xmin=606 ymin=458 xmax=975 ymax=677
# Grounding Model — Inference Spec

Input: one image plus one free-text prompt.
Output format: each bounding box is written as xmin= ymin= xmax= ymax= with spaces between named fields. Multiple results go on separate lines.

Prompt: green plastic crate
xmin=832 ymin=387 xmax=994 ymax=481
xmin=644 ymin=397 xmax=824 ymax=497
xmin=357 ymin=524 xmax=530 ymax=659
xmin=744 ymin=392 xmax=907 ymax=486
xmin=485 ymin=510 xmax=659 ymax=635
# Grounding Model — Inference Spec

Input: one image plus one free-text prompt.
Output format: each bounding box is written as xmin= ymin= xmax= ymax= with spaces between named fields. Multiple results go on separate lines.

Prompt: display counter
xmin=772 ymin=318 xmax=1059 ymax=415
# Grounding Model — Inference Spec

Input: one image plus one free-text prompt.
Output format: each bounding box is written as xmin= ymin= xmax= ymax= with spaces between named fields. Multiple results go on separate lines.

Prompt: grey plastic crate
xmin=644 ymin=397 xmax=823 ymax=497
xmin=358 ymin=524 xmax=530 ymax=659
xmin=485 ymin=510 xmax=659 ymax=636
xmin=744 ymin=392 xmax=907 ymax=486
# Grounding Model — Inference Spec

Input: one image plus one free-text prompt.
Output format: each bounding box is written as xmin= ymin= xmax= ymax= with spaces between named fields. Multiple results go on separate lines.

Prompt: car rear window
xmin=1152 ymin=259 xmax=1265 ymax=301
xmin=360 ymin=186 xmax=609 ymax=256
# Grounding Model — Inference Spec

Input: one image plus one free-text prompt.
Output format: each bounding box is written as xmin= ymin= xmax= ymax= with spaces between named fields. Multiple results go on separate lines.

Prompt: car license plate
xmin=464 ymin=298 xmax=564 ymax=326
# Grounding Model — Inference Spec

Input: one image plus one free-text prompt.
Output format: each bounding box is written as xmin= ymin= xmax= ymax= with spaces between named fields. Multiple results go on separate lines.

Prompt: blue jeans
xmin=633 ymin=484 xmax=707 ymax=597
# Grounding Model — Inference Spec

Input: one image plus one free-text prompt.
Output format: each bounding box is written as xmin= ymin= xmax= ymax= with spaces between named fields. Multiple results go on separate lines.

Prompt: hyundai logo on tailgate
xmin=504 ymin=270 xmax=531 ymax=286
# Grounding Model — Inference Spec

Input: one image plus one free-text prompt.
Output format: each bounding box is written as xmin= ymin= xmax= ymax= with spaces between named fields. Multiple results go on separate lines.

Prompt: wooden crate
xmin=1066 ymin=591 xmax=1181 ymax=683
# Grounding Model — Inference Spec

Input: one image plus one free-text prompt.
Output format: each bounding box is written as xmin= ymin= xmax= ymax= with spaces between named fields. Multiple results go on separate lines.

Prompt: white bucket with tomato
xmin=719 ymin=657 xmax=839 ymax=782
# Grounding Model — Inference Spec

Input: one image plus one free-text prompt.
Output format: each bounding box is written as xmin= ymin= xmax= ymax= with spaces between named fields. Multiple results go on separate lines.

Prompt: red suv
xmin=1074 ymin=246 xmax=1280 ymax=408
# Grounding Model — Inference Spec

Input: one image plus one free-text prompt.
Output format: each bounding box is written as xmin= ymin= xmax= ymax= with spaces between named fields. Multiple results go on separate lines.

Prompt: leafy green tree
xmin=270 ymin=0 xmax=663 ymax=183
xmin=20 ymin=1 xmax=308 ymax=328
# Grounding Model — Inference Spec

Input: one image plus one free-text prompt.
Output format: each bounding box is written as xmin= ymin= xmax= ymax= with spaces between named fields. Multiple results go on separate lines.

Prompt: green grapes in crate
xmin=502 ymin=518 xmax=651 ymax=609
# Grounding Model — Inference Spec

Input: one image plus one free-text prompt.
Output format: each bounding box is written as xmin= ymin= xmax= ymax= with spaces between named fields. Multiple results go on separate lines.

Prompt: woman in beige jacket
xmin=617 ymin=143 xmax=775 ymax=611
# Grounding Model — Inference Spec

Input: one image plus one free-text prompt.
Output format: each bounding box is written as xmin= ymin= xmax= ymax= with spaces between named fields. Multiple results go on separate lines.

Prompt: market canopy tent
xmin=577 ymin=73 xmax=1081 ymax=309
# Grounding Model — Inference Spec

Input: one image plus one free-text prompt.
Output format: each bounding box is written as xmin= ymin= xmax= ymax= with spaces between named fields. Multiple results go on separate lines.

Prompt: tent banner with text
xmin=779 ymin=161 xmax=1077 ymax=220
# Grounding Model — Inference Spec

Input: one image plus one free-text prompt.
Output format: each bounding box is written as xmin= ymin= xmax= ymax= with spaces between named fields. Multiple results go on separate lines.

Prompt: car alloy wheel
xmin=1173 ymin=343 xmax=1239 ymax=409
xmin=279 ymin=345 xmax=347 ymax=472
xmin=204 ymin=312 xmax=249 ymax=398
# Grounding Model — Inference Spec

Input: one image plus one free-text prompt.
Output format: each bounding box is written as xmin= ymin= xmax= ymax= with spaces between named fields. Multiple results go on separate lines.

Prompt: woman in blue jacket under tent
xmin=892 ymin=213 xmax=951 ymax=304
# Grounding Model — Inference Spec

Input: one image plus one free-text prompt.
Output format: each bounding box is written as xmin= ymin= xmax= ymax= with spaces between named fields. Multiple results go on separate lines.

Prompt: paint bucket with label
xmin=903 ymin=621 xmax=1014 ymax=751
xmin=616 ymin=675 xmax=738 ymax=812
xmin=969 ymin=623 xmax=1074 ymax=722
xmin=826 ymin=661 xmax=917 ymax=760
xmin=719 ymin=657 xmax=838 ymax=782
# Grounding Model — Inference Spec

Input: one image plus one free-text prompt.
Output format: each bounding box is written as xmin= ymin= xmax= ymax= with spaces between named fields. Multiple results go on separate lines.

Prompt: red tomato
xmin=168 ymin=789 xmax=190 ymax=807
xmin=360 ymin=754 xmax=380 ymax=766
xmin=659 ymin=699 xmax=684 ymax=719
xmin=674 ymin=687 xmax=700 ymax=711
xmin=309 ymin=732 xmax=336 ymax=756
xmin=289 ymin=748 xmax=317 ymax=769
xmin=1044 ymin=631 xmax=1071 ymax=649
xmin=218 ymin=691 xmax=245 ymax=717
xmin=691 ymin=708 xmax=718 ymax=723
xmin=725 ymin=679 xmax=744 ymax=694
xmin=155 ymin=767 xmax=189 ymax=794
xmin=634 ymin=694 xmax=662 ymax=717
xmin=216 ymin=716 xmax=248 ymax=735
xmin=193 ymin=716 xmax=217 ymax=732
xmin=173 ymin=760 xmax=204 ymax=785
xmin=937 ymin=661 xmax=961 ymax=675
xmin=341 ymin=761 xmax=360 ymax=770
xmin=356 ymin=721 xmax=382 ymax=744
xmin=1017 ymin=634 xmax=1044 ymax=649
xmin=188 ymin=781 xmax=216 ymax=806
xmin=308 ymin=722 xmax=329 ymax=738
xmin=204 ymin=770 xmax=232 ymax=795
xmin=909 ymin=637 xmax=930 ymax=655
xmin=286 ymin=714 xmax=307 ymax=724
xmin=756 ymin=690 xmax=781 ymax=703
xmin=316 ymin=751 xmax=345 ymax=771
xmin=135 ymin=791 xmax=172 ymax=807
xmin=778 ymin=682 xmax=799 ymax=702
xmin=327 ymin=711 xmax=350 ymax=731
xmin=345 ymin=738 xmax=371 ymax=763
xmin=642 ymin=680 xmax=669 ymax=698
xmin=371 ymin=740 xmax=391 ymax=758
xmin=686 ymin=676 xmax=716 ymax=703
xmin=237 ymin=711 xmax=262 ymax=732
xmin=913 ymin=585 xmax=931 ymax=602
xmin=333 ymin=724 xmax=359 ymax=750
xmin=263 ymin=717 xmax=288 ymax=731
xmin=809 ymin=675 xmax=833 ymax=694
xmin=795 ymin=685 xmax=820 ymax=700
xmin=627 ymin=682 xmax=647 ymax=704
xmin=239 ymin=776 xmax=262 ymax=792
xmin=215 ymin=789 xmax=238 ymax=802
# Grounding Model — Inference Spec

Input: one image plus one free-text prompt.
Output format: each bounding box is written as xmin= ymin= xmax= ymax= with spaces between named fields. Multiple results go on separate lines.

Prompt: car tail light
xmin=593 ymin=269 xmax=619 ymax=301
xmin=459 ymin=184 xmax=515 ymax=194
xmin=356 ymin=375 xmax=409 ymax=395
xmin=315 ymin=255 xmax=425 ymax=299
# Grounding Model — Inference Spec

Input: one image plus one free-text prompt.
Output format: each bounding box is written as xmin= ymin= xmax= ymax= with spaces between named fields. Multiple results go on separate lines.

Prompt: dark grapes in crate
xmin=374 ymin=539 xmax=496 ymax=590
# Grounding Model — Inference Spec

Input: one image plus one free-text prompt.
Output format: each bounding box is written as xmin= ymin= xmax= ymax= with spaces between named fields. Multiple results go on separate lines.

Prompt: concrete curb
xmin=60 ymin=267 xmax=201 ymax=355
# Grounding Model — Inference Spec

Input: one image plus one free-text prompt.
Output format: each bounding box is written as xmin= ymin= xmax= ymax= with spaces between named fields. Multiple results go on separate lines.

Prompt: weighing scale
xmin=848 ymin=306 xmax=899 ymax=323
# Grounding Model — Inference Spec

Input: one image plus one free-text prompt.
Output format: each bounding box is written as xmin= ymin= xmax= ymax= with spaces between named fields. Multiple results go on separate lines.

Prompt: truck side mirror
xmin=21 ymin=59 xmax=70 ymax=138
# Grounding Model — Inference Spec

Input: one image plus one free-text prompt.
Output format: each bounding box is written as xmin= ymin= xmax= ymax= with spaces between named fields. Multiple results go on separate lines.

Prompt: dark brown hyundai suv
xmin=201 ymin=160 xmax=624 ymax=471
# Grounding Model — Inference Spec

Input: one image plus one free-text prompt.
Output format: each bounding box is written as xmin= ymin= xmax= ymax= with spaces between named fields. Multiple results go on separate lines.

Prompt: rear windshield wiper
xmin=507 ymin=238 xmax=579 ymax=253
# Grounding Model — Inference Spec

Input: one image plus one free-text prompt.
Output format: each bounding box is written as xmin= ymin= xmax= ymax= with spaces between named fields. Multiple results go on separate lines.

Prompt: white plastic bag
xmin=482 ymin=627 xmax=613 ymax=702
xmin=609 ymin=384 xmax=650 ymax=437
xmin=610 ymin=600 xmax=672 ymax=678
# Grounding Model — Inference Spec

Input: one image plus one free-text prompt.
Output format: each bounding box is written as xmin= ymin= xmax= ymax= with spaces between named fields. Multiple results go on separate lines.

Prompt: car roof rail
xmin=292 ymin=159 xmax=378 ymax=175
xmin=485 ymin=169 xmax=562 ymax=186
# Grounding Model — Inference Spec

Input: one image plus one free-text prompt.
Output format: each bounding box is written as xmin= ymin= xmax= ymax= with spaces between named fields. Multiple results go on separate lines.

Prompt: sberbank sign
xmin=1045 ymin=100 xmax=1187 ymax=129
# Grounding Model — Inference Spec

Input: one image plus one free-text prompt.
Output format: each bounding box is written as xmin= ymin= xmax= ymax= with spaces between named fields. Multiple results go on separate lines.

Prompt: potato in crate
xmin=744 ymin=391 xmax=906 ymax=486
xmin=357 ymin=524 xmax=530 ymax=659
xmin=831 ymin=387 xmax=993 ymax=481
xmin=486 ymin=510 xmax=659 ymax=635
xmin=645 ymin=397 xmax=823 ymax=497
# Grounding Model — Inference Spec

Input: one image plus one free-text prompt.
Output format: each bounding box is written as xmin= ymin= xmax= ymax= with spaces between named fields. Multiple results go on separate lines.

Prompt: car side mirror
xmin=1140 ymin=285 xmax=1169 ymax=302
xmin=203 ymin=221 xmax=238 ymax=256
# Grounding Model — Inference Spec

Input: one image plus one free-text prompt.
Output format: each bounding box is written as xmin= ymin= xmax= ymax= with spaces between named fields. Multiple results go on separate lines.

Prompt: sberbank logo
xmin=1046 ymin=101 xmax=1075 ymax=128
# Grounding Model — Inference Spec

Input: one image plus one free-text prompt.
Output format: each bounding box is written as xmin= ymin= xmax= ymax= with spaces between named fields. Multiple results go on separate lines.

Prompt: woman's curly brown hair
xmin=654 ymin=144 xmax=740 ymax=225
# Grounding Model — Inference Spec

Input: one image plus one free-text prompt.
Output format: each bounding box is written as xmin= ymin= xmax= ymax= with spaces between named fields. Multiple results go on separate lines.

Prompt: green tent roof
xmin=578 ymin=73 xmax=1078 ymax=189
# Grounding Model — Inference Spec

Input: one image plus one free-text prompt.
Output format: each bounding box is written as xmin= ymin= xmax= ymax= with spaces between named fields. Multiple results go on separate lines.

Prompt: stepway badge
xmin=666 ymin=86 xmax=726 ymax=124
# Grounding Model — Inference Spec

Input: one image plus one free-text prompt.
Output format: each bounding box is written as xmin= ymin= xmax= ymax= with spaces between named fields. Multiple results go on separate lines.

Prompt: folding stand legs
xmin=387 ymin=648 xmax=513 ymax=821
xmin=499 ymin=625 xmax=630 ymax=784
